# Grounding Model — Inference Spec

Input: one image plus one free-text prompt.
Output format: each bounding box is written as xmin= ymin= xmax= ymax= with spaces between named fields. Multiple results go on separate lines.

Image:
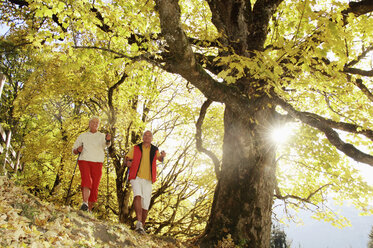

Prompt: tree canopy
xmin=1 ymin=0 xmax=373 ymax=247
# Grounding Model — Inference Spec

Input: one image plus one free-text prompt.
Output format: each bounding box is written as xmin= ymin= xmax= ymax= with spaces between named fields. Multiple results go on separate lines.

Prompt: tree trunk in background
xmin=117 ymin=122 xmax=141 ymax=225
xmin=116 ymin=167 xmax=132 ymax=224
xmin=0 ymin=73 xmax=5 ymax=98
xmin=200 ymin=106 xmax=277 ymax=247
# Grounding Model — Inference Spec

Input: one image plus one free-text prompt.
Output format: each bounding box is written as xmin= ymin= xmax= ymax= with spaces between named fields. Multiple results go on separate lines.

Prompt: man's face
xmin=89 ymin=118 xmax=100 ymax=133
xmin=143 ymin=131 xmax=153 ymax=143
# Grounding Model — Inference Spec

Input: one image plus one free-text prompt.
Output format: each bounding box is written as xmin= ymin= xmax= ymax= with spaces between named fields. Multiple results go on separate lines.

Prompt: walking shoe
xmin=80 ymin=203 xmax=88 ymax=211
xmin=136 ymin=227 xmax=146 ymax=235
xmin=135 ymin=221 xmax=146 ymax=235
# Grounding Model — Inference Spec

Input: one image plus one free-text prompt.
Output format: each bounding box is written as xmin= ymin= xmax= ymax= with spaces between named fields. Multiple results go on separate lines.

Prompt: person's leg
xmin=78 ymin=160 xmax=92 ymax=210
xmin=131 ymin=178 xmax=145 ymax=231
xmin=82 ymin=187 xmax=90 ymax=203
xmin=88 ymin=201 xmax=94 ymax=211
xmin=141 ymin=209 xmax=148 ymax=226
xmin=141 ymin=179 xmax=152 ymax=227
xmin=134 ymin=195 xmax=143 ymax=222
xmin=88 ymin=162 xmax=103 ymax=211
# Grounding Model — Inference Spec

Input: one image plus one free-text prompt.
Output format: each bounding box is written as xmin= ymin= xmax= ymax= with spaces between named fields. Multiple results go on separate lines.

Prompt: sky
xmin=277 ymin=202 xmax=373 ymax=248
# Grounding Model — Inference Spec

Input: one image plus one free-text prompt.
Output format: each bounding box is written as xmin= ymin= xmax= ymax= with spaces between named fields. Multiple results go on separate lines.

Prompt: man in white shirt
xmin=72 ymin=116 xmax=111 ymax=211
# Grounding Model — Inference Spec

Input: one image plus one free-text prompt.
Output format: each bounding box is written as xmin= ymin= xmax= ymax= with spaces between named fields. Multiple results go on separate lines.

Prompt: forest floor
xmin=0 ymin=176 xmax=188 ymax=248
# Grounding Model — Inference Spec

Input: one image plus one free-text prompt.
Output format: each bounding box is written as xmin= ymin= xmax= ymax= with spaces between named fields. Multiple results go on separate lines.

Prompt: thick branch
xmin=7 ymin=0 xmax=28 ymax=7
xmin=251 ymin=0 xmax=284 ymax=49
xmin=155 ymin=0 xmax=269 ymax=119
xmin=195 ymin=99 xmax=221 ymax=179
xmin=342 ymin=0 xmax=373 ymax=17
xmin=273 ymin=96 xmax=373 ymax=166
xmin=344 ymin=67 xmax=373 ymax=77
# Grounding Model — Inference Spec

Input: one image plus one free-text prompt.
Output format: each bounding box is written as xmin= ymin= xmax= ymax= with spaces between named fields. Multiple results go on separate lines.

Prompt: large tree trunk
xmin=154 ymin=0 xmax=282 ymax=246
xmin=200 ymin=106 xmax=277 ymax=247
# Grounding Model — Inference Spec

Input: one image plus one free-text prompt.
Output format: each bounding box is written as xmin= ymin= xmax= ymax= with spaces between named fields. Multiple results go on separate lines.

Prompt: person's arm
xmin=157 ymin=150 xmax=166 ymax=162
xmin=125 ymin=147 xmax=134 ymax=167
xmin=105 ymin=133 xmax=111 ymax=147
xmin=72 ymin=134 xmax=83 ymax=155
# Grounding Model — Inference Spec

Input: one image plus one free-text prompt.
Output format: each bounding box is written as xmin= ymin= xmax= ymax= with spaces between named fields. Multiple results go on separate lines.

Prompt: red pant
xmin=78 ymin=160 xmax=103 ymax=202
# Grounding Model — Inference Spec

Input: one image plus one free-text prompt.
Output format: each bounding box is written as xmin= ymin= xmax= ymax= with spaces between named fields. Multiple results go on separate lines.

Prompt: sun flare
xmin=270 ymin=124 xmax=294 ymax=145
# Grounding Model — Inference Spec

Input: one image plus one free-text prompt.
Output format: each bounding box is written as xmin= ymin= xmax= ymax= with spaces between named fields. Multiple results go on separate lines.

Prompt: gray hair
xmin=143 ymin=130 xmax=153 ymax=136
xmin=89 ymin=116 xmax=100 ymax=123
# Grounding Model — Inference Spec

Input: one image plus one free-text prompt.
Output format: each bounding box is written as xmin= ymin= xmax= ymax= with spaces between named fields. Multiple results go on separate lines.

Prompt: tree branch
xmin=345 ymin=45 xmax=373 ymax=68
xmin=7 ymin=0 xmax=28 ymax=7
xmin=352 ymin=78 xmax=373 ymax=102
xmin=342 ymin=0 xmax=373 ymax=17
xmin=343 ymin=67 xmax=373 ymax=77
xmin=273 ymin=96 xmax=373 ymax=166
xmin=90 ymin=6 xmax=112 ymax=33
xmin=155 ymin=0 xmax=269 ymax=119
xmin=251 ymin=0 xmax=285 ymax=49
xmin=275 ymin=183 xmax=332 ymax=203
xmin=195 ymin=99 xmax=221 ymax=179
xmin=108 ymin=71 xmax=127 ymax=125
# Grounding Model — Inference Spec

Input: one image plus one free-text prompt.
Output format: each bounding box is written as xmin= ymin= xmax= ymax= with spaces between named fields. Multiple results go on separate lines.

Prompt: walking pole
xmin=106 ymin=147 xmax=110 ymax=217
xmin=65 ymin=153 xmax=80 ymax=205
xmin=123 ymin=154 xmax=131 ymax=185
xmin=160 ymin=152 xmax=164 ymax=212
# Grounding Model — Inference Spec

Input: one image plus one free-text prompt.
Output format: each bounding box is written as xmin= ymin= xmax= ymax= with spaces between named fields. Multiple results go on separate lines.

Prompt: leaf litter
xmin=0 ymin=176 xmax=186 ymax=248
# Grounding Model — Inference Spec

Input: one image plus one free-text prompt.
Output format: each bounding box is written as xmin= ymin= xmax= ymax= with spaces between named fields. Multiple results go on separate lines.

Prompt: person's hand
xmin=105 ymin=133 xmax=111 ymax=142
xmin=76 ymin=145 xmax=83 ymax=153
xmin=160 ymin=151 xmax=166 ymax=158
xmin=126 ymin=159 xmax=133 ymax=168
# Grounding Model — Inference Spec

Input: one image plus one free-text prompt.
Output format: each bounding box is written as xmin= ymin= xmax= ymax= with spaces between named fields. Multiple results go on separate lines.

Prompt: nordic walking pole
xmin=65 ymin=153 xmax=80 ymax=205
xmin=159 ymin=150 xmax=165 ymax=212
xmin=124 ymin=156 xmax=131 ymax=185
xmin=106 ymin=147 xmax=110 ymax=216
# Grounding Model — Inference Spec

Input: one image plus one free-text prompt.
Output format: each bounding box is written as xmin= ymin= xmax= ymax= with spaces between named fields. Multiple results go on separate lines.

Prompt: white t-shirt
xmin=72 ymin=131 xmax=110 ymax=163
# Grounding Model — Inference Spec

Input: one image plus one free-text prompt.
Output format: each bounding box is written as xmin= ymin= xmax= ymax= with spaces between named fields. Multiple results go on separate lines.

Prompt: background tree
xmin=270 ymin=225 xmax=290 ymax=248
xmin=0 ymin=25 xmax=216 ymax=236
xmin=1 ymin=0 xmax=373 ymax=247
xmin=0 ymin=32 xmax=33 ymax=172
xmin=369 ymin=225 xmax=373 ymax=248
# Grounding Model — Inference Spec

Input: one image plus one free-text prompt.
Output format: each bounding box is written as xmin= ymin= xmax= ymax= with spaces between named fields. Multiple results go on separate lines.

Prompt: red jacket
xmin=128 ymin=143 xmax=159 ymax=183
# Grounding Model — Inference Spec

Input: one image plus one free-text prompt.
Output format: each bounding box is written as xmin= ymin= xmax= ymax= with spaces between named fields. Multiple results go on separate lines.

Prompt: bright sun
xmin=270 ymin=124 xmax=294 ymax=145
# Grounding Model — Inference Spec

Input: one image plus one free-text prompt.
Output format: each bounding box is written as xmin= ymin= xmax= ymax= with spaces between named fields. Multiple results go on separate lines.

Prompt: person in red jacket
xmin=126 ymin=130 xmax=166 ymax=234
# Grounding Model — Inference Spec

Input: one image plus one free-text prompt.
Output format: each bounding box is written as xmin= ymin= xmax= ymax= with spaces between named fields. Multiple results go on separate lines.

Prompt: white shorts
xmin=130 ymin=177 xmax=152 ymax=210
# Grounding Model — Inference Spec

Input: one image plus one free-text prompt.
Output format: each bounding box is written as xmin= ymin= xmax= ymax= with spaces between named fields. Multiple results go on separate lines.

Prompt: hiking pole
xmin=106 ymin=147 xmax=110 ymax=217
xmin=65 ymin=153 xmax=80 ymax=205
xmin=160 ymin=151 xmax=165 ymax=213
xmin=124 ymin=156 xmax=130 ymax=185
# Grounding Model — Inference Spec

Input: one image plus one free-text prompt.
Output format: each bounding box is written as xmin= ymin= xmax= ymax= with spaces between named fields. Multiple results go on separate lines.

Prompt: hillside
xmin=0 ymin=176 xmax=186 ymax=248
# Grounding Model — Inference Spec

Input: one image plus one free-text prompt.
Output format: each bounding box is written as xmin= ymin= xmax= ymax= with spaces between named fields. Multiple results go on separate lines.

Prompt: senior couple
xmin=72 ymin=116 xmax=166 ymax=234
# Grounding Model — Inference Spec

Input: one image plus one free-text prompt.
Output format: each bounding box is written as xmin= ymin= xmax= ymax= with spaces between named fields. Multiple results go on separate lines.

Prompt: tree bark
xmin=155 ymin=0 xmax=279 ymax=246
xmin=199 ymin=105 xmax=277 ymax=247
